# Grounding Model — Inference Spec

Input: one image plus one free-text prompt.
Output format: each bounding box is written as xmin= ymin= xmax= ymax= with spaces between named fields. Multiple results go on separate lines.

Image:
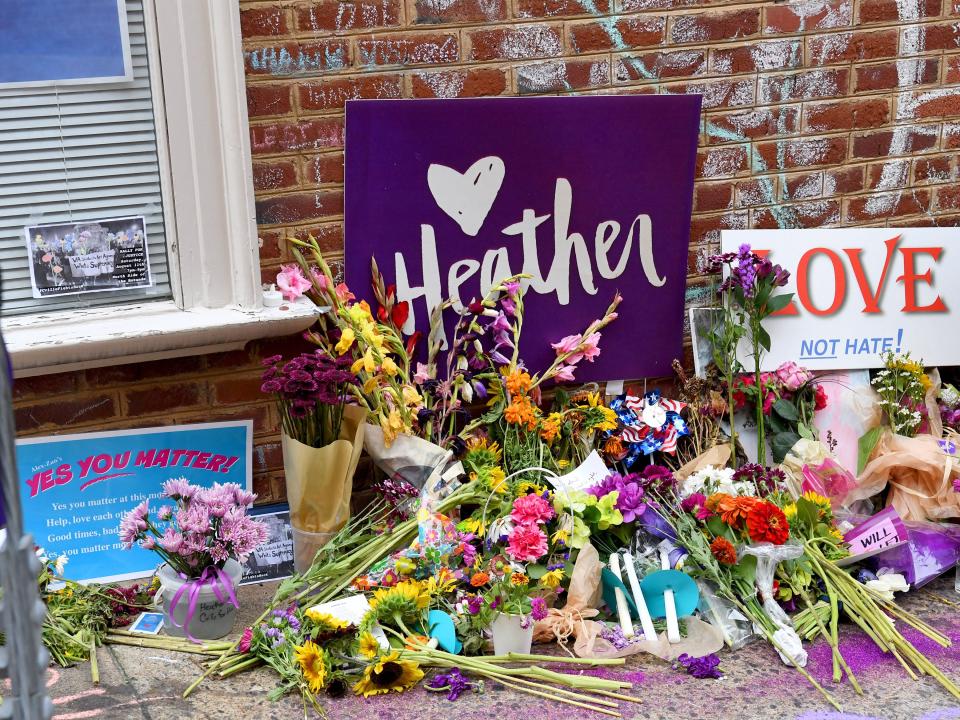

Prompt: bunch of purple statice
xmin=119 ymin=477 xmax=267 ymax=578
xmin=261 ymin=350 xmax=358 ymax=448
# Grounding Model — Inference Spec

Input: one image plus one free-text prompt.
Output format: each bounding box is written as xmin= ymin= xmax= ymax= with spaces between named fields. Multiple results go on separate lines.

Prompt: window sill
xmin=3 ymin=299 xmax=322 ymax=378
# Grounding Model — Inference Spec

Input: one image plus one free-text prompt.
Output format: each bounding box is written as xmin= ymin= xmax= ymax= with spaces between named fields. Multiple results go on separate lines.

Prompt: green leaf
xmin=527 ymin=564 xmax=547 ymax=580
xmin=766 ymin=413 xmax=788 ymax=434
xmin=772 ymin=398 xmax=799 ymax=422
xmin=758 ymin=326 xmax=772 ymax=352
xmin=706 ymin=517 xmax=727 ymax=537
xmin=857 ymin=426 xmax=883 ymax=474
xmin=798 ymin=422 xmax=814 ymax=440
xmin=771 ymin=431 xmax=801 ymax=463
xmin=766 ymin=293 xmax=793 ymax=313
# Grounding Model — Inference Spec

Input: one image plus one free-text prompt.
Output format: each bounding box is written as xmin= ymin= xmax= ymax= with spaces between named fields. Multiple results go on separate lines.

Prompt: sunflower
xmin=353 ymin=651 xmax=424 ymax=697
xmin=459 ymin=517 xmax=486 ymax=535
xmin=488 ymin=467 xmax=507 ymax=493
xmin=294 ymin=640 xmax=329 ymax=694
xmin=783 ymin=503 xmax=797 ymax=521
xmin=515 ymin=480 xmax=546 ymax=497
xmin=465 ymin=437 xmax=502 ymax=465
xmin=305 ymin=609 xmax=349 ymax=632
xmin=358 ymin=631 xmax=380 ymax=659
xmin=801 ymin=491 xmax=831 ymax=518
xmin=369 ymin=580 xmax=431 ymax=619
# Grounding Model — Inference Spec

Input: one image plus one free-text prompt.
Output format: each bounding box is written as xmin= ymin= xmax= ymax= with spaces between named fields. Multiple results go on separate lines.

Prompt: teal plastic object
xmin=600 ymin=566 xmax=639 ymax=620
xmin=639 ymin=570 xmax=699 ymax=618
xmin=428 ymin=609 xmax=462 ymax=654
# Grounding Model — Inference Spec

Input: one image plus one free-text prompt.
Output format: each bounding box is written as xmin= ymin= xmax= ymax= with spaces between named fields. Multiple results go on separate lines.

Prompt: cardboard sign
xmin=345 ymin=96 xmax=702 ymax=380
xmin=16 ymin=421 xmax=252 ymax=583
xmin=721 ymin=229 xmax=958 ymax=370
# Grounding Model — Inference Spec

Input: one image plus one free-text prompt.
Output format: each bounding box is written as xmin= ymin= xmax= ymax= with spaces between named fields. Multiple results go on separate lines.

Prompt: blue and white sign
xmin=16 ymin=421 xmax=252 ymax=583
xmin=0 ymin=0 xmax=133 ymax=88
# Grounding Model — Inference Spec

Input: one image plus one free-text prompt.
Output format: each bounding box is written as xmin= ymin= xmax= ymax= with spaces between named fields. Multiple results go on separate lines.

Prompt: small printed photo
xmin=130 ymin=612 xmax=164 ymax=635
xmin=24 ymin=215 xmax=152 ymax=298
xmin=241 ymin=506 xmax=295 ymax=585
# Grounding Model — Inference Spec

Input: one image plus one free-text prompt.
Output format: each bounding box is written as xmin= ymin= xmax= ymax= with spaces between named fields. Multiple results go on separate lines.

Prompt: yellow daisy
xmin=353 ymin=651 xmax=423 ymax=697
xmin=540 ymin=568 xmax=565 ymax=589
xmin=294 ymin=640 xmax=328 ymax=694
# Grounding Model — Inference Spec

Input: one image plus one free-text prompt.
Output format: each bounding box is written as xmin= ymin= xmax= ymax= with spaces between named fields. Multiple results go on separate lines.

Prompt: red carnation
xmin=745 ymin=501 xmax=789 ymax=545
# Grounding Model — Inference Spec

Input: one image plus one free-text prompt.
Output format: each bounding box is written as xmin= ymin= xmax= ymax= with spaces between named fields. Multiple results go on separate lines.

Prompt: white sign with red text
xmin=721 ymin=229 xmax=956 ymax=370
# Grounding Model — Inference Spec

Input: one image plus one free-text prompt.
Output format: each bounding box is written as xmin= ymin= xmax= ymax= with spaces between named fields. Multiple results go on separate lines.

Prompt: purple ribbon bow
xmin=169 ymin=565 xmax=238 ymax=643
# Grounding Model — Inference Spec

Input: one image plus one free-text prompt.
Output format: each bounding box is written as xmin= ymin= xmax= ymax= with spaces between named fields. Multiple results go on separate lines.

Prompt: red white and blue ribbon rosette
xmin=610 ymin=390 xmax=689 ymax=466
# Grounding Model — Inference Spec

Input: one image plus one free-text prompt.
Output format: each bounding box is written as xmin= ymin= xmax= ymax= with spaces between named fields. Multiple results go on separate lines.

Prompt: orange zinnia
xmin=710 ymin=536 xmax=738 ymax=566
xmin=715 ymin=494 xmax=759 ymax=529
xmin=470 ymin=571 xmax=490 ymax=587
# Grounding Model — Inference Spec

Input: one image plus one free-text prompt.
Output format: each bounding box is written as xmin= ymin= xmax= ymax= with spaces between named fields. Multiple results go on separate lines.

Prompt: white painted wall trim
xmin=6 ymin=300 xmax=320 ymax=378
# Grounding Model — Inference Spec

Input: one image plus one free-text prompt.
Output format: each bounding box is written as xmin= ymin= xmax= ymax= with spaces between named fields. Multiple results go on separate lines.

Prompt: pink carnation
xmin=511 ymin=493 xmax=555 ymax=526
xmin=507 ymin=523 xmax=548 ymax=563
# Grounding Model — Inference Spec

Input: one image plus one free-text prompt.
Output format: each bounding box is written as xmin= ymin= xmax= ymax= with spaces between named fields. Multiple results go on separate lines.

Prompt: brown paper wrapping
xmin=674 ymin=445 xmax=732 ymax=483
xmin=854 ymin=430 xmax=960 ymax=522
xmin=283 ymin=404 xmax=366 ymax=534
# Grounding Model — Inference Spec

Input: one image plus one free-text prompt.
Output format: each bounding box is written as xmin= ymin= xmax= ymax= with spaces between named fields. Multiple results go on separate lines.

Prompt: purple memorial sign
xmin=344 ymin=95 xmax=701 ymax=380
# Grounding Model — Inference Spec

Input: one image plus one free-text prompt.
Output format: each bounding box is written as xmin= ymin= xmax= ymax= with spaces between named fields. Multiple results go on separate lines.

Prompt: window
xmin=0 ymin=0 xmax=317 ymax=377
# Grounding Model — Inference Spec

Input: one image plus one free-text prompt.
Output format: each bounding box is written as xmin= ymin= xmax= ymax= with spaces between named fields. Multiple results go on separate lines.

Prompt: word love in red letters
xmin=759 ymin=235 xmax=947 ymax=318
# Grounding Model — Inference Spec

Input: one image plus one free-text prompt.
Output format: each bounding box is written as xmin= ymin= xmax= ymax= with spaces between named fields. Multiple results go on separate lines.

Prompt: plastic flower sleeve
xmin=695 ymin=579 xmax=755 ymax=650
xmin=740 ymin=542 xmax=807 ymax=667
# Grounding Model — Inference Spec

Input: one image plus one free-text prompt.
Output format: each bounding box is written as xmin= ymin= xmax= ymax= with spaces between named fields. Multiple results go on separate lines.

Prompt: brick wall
xmin=13 ymin=0 xmax=960 ymax=504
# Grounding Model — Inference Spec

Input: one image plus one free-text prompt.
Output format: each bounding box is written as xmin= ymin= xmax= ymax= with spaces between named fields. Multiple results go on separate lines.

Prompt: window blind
xmin=0 ymin=0 xmax=172 ymax=316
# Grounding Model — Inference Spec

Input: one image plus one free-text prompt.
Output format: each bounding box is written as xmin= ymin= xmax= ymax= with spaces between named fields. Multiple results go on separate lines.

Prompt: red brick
xmin=855 ymin=59 xmax=938 ymax=92
xmin=84 ymin=356 xmax=205 ymax=386
xmin=851 ymin=126 xmax=938 ymax=158
xmin=689 ymin=211 xmax=749 ymax=244
xmin=13 ymin=372 xmax=76 ymax=401
xmin=516 ymin=58 xmax=610 ymax=94
xmin=306 ymin=153 xmax=344 ymax=185
xmin=669 ymin=9 xmax=760 ymax=44
xmin=754 ymin=199 xmax=841 ymax=228
xmin=902 ymin=23 xmax=960 ymax=52
xmin=914 ymin=155 xmax=954 ymax=183
xmin=468 ymin=25 xmax=562 ymax=61
xmin=615 ymin=50 xmax=706 ymax=82
xmin=845 ymin=190 xmax=930 ymax=221
xmin=516 ymin=0 xmax=610 ymax=17
xmin=15 ymin=394 xmax=116 ymax=431
xmin=295 ymin=0 xmax=401 ymax=32
xmin=695 ymin=182 xmax=734 ymax=211
xmin=288 ymin=224 xmax=345 ymax=254
xmin=298 ymin=75 xmax=402 ymax=111
xmin=621 ymin=0 xmax=699 ymax=8
xmin=125 ymin=383 xmax=203 ymax=416
xmin=824 ymin=165 xmax=865 ymax=194
xmin=711 ymin=40 xmax=802 ymax=74
xmin=763 ymin=1 xmax=852 ymax=34
xmin=246 ymin=84 xmax=291 ymax=117
xmin=244 ymin=41 xmax=351 ymax=75
xmin=858 ymin=0 xmax=940 ymax=23
xmin=411 ymin=68 xmax=507 ymax=98
xmin=253 ymin=440 xmax=284 ymax=473
xmin=706 ymin=107 xmax=801 ymax=142
xmin=568 ymin=17 xmax=665 ymax=53
xmin=946 ymin=124 xmax=960 ymax=149
xmin=255 ymin=190 xmax=344 ymax=225
xmin=757 ymin=68 xmax=848 ymax=102
xmin=897 ymin=88 xmax=960 ymax=120
xmin=866 ymin=159 xmax=910 ymax=190
xmin=735 ymin=178 xmax=777 ymax=207
xmin=807 ymin=29 xmax=898 ymax=65
xmin=414 ymin=0 xmax=508 ymax=23
xmin=803 ymin=98 xmax=890 ymax=132
xmin=948 ymin=55 xmax=960 ymax=83
xmin=250 ymin=118 xmax=345 ymax=154
xmin=357 ymin=33 xmax=459 ymax=66
xmin=755 ymin=137 xmax=847 ymax=170
xmin=696 ymin=145 xmax=750 ymax=179
xmin=663 ymin=79 xmax=755 ymax=108
xmin=180 ymin=405 xmax=273 ymax=437
xmin=212 ymin=375 xmax=267 ymax=405
xmin=934 ymin=186 xmax=960 ymax=211
xmin=783 ymin=172 xmax=823 ymax=200
xmin=252 ymin=161 xmax=298 ymax=191
xmin=257 ymin=231 xmax=284 ymax=261
xmin=240 ymin=5 xmax=287 ymax=37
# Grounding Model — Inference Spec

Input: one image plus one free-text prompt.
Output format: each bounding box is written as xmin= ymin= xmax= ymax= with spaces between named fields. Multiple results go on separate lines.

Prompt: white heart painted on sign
xmin=427 ymin=156 xmax=505 ymax=237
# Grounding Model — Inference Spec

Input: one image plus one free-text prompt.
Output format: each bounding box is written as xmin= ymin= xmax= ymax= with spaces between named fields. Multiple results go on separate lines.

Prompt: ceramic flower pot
xmin=490 ymin=612 xmax=534 ymax=655
xmin=157 ymin=559 xmax=242 ymax=641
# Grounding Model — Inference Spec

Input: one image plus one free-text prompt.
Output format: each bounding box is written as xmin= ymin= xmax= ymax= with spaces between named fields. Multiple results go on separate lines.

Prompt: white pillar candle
xmin=608 ymin=553 xmax=634 ymax=639
xmin=661 ymin=550 xmax=681 ymax=643
xmin=622 ymin=552 xmax=657 ymax=642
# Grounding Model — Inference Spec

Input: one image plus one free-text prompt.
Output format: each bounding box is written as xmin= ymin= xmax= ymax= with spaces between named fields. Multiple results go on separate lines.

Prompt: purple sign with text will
xmin=344 ymin=96 xmax=701 ymax=380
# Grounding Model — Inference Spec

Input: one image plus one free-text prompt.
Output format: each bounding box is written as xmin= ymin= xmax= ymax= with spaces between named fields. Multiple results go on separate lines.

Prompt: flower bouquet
xmin=119 ymin=478 xmax=267 ymax=641
xmin=261 ymin=350 xmax=366 ymax=570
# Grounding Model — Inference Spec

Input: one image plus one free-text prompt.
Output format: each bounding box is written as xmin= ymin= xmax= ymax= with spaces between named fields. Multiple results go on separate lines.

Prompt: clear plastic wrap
xmin=741 ymin=543 xmax=807 ymax=667
xmin=696 ymin=579 xmax=755 ymax=650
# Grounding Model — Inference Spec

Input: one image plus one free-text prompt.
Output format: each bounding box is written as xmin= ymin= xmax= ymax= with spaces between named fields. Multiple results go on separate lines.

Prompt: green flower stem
xmin=90 ymin=637 xmax=99 ymax=686
xmin=481 ymin=652 xmax=624 ymax=666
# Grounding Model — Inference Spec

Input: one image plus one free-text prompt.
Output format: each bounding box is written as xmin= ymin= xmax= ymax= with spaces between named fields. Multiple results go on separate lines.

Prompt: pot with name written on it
xmin=158 ymin=559 xmax=242 ymax=641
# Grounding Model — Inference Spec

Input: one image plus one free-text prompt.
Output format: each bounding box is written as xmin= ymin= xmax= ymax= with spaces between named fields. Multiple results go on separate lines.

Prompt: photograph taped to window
xmin=24 ymin=216 xmax=152 ymax=299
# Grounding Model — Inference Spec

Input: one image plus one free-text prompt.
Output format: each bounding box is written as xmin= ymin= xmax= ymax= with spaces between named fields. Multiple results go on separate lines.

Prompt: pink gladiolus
xmin=580 ymin=332 xmax=601 ymax=362
xmin=551 ymin=334 xmax=582 ymax=356
xmin=276 ymin=264 xmax=312 ymax=301
xmin=507 ymin=523 xmax=548 ymax=563
xmin=335 ymin=283 xmax=355 ymax=302
xmin=553 ymin=364 xmax=577 ymax=382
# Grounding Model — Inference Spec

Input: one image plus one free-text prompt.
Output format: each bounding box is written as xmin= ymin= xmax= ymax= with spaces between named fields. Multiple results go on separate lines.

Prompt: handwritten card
xmin=549 ymin=451 xmax=610 ymax=493
xmin=836 ymin=506 xmax=908 ymax=566
xmin=308 ymin=594 xmax=389 ymax=650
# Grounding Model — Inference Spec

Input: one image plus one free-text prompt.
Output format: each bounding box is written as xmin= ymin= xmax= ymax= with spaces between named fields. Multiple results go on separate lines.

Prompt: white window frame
xmin=2 ymin=0 xmax=318 ymax=378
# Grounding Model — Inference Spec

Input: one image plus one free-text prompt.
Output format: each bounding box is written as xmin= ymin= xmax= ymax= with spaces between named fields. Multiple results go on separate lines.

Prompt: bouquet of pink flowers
xmin=119 ymin=477 xmax=267 ymax=578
